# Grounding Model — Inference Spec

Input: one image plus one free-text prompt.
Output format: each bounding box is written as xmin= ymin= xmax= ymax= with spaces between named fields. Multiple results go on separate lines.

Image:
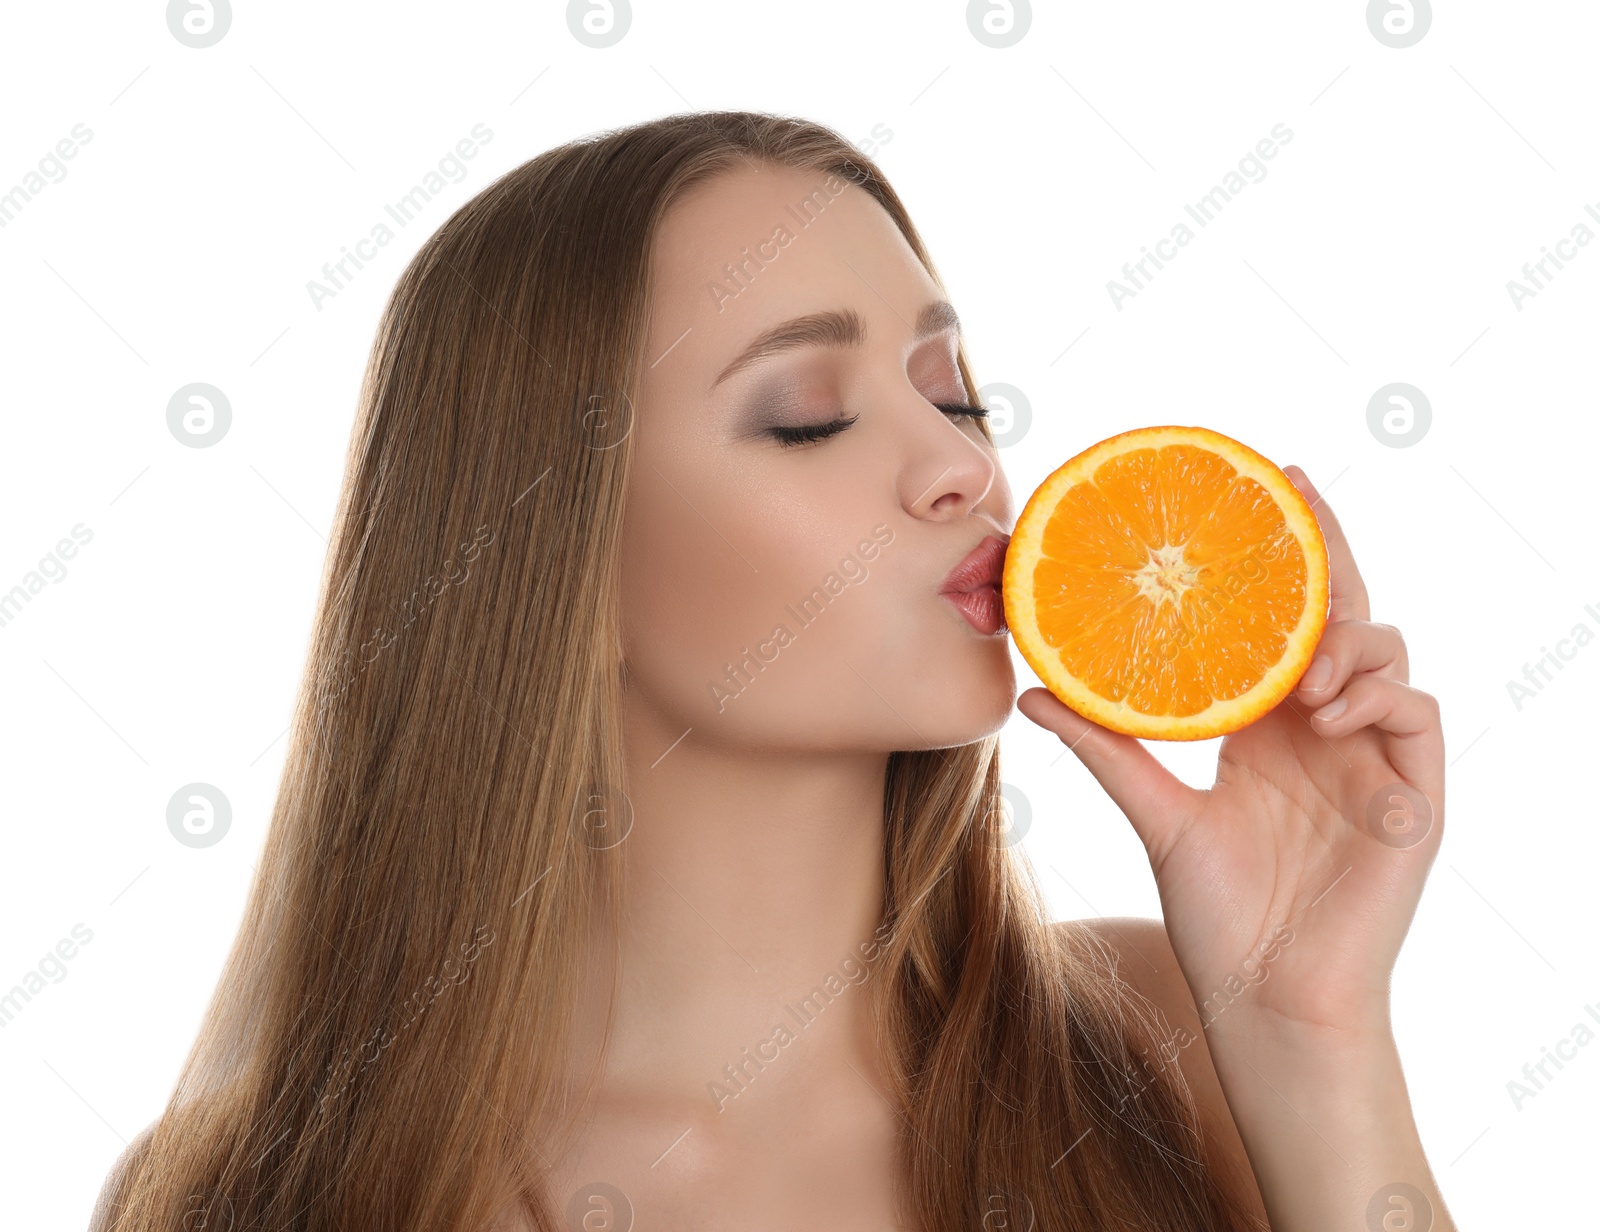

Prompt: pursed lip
xmin=940 ymin=533 xmax=1011 ymax=595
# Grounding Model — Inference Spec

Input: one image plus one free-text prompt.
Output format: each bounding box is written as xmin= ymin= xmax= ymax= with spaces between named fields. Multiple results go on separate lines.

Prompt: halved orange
xmin=1003 ymin=426 xmax=1329 ymax=741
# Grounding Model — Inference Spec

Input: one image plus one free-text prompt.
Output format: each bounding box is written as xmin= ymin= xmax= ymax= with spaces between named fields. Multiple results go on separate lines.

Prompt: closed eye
xmin=768 ymin=402 xmax=989 ymax=449
xmin=768 ymin=414 xmax=860 ymax=448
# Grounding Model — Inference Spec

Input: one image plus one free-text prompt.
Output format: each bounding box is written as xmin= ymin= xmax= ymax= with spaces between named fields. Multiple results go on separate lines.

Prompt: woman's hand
xmin=1017 ymin=464 xmax=1445 ymax=1044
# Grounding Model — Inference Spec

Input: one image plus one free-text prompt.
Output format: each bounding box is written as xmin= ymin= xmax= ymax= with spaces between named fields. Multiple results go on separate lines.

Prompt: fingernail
xmin=1314 ymin=695 xmax=1347 ymax=721
xmin=1302 ymin=654 xmax=1333 ymax=691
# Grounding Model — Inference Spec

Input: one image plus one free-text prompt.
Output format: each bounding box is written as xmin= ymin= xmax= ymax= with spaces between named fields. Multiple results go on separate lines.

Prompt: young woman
xmin=92 ymin=111 xmax=1453 ymax=1231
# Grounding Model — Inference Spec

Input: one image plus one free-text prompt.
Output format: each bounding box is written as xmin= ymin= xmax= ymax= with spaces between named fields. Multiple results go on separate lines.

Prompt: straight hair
xmin=93 ymin=110 xmax=1264 ymax=1232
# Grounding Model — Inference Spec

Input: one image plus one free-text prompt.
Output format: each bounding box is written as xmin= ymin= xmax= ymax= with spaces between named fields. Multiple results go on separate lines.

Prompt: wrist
xmin=1202 ymin=996 xmax=1395 ymax=1060
xmin=1204 ymin=1004 xmax=1413 ymax=1130
xmin=1199 ymin=1007 xmax=1453 ymax=1232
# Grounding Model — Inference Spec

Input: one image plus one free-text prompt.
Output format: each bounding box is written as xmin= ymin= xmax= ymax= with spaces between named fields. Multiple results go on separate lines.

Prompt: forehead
xmin=641 ymin=162 xmax=942 ymax=390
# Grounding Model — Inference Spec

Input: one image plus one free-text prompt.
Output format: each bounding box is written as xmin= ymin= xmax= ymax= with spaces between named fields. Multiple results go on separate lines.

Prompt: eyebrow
xmin=708 ymin=299 xmax=962 ymax=390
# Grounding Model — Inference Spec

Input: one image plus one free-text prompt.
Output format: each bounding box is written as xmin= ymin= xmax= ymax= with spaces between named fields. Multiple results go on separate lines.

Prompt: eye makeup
xmin=767 ymin=402 xmax=989 ymax=448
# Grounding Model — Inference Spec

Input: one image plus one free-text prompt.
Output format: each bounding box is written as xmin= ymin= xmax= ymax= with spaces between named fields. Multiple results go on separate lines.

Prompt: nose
xmin=896 ymin=397 xmax=1000 ymax=523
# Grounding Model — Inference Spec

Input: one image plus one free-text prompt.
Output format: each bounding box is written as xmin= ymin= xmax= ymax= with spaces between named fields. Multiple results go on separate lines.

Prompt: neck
xmin=569 ymin=702 xmax=892 ymax=1117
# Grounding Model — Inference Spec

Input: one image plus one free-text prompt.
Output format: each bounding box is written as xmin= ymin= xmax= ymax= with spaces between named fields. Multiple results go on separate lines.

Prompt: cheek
xmin=618 ymin=457 xmax=1013 ymax=742
xmin=619 ymin=464 xmax=828 ymax=704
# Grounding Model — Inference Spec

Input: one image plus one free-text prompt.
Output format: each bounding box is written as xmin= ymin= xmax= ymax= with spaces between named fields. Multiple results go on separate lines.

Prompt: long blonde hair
xmin=95 ymin=110 xmax=1264 ymax=1231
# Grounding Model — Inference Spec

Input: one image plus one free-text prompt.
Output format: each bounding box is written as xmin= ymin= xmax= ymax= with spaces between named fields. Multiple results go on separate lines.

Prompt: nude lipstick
xmin=940 ymin=534 xmax=1009 ymax=635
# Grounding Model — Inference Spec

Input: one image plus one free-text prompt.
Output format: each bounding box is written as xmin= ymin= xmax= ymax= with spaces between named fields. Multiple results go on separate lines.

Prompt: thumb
xmin=1016 ymin=687 xmax=1196 ymax=863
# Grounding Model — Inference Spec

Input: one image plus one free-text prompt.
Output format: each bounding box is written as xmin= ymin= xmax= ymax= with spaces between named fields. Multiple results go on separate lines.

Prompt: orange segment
xmin=1002 ymin=426 xmax=1329 ymax=741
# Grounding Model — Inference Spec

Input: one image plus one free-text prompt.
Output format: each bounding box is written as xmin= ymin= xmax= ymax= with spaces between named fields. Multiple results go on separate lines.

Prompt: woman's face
xmin=619 ymin=160 xmax=1016 ymax=754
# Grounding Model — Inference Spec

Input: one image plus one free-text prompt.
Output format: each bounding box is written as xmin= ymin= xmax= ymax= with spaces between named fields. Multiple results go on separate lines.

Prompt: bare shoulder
xmin=88 ymin=1121 xmax=157 ymax=1232
xmin=1054 ymin=917 xmax=1267 ymax=1223
xmin=1053 ymin=915 xmax=1212 ymax=1086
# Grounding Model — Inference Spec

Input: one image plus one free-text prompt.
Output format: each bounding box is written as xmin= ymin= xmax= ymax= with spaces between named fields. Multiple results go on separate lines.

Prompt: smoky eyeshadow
xmin=738 ymin=375 xmax=834 ymax=437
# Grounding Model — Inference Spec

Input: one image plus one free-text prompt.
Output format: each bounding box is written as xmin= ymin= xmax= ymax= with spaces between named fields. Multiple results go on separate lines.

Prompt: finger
xmin=1015 ymin=687 xmax=1200 ymax=867
xmin=1283 ymin=465 xmax=1370 ymax=623
xmin=1306 ymin=675 xmax=1444 ymax=793
xmin=1296 ymin=620 xmax=1409 ymax=705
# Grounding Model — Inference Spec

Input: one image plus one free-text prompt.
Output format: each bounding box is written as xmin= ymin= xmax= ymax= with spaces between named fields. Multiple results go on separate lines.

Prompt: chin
xmin=918 ymin=653 xmax=1017 ymax=746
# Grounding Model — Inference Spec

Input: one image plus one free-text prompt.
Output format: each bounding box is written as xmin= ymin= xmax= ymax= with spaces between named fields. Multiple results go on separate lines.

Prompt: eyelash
xmin=769 ymin=402 xmax=989 ymax=448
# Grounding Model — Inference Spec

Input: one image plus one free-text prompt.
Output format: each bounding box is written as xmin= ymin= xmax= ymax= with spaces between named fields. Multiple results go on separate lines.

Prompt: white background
xmin=2 ymin=2 xmax=1595 ymax=1227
